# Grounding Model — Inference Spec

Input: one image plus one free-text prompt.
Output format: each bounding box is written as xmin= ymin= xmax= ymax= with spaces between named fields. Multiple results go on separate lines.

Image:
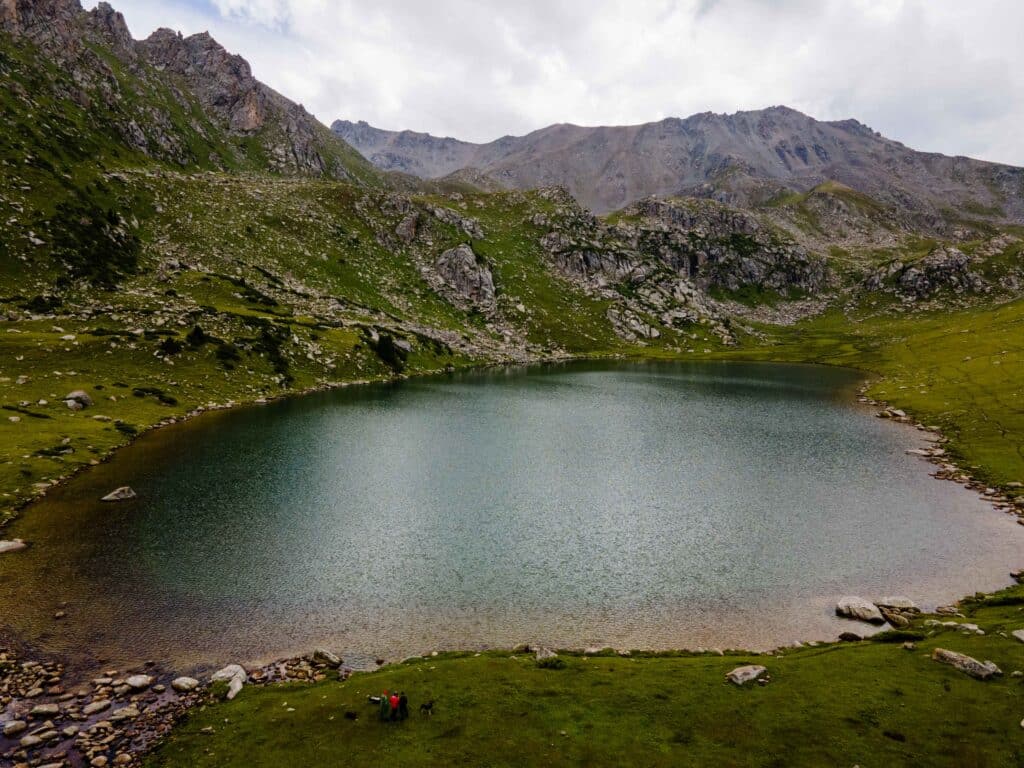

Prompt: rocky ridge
xmin=333 ymin=110 xmax=1024 ymax=220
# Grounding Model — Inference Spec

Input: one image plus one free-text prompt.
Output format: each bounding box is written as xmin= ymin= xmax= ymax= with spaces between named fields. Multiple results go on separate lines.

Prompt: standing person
xmin=389 ymin=691 xmax=400 ymax=722
xmin=398 ymin=691 xmax=409 ymax=721
xmin=379 ymin=690 xmax=390 ymax=722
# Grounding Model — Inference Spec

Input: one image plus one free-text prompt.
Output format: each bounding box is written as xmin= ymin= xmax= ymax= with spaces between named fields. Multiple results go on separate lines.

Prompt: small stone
xmin=109 ymin=705 xmax=140 ymax=722
xmin=83 ymin=700 xmax=111 ymax=716
xmin=3 ymin=719 xmax=27 ymax=736
xmin=838 ymin=632 xmax=863 ymax=642
xmin=29 ymin=702 xmax=60 ymax=717
xmin=92 ymin=757 xmax=109 ymax=767
xmin=902 ymin=642 xmax=916 ymax=651
xmin=100 ymin=486 xmax=137 ymax=502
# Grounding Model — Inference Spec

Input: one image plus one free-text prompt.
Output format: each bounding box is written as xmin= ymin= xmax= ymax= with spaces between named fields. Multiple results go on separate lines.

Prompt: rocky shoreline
xmin=0 ymin=643 xmax=361 ymax=768
xmin=858 ymin=383 xmax=1024 ymax=518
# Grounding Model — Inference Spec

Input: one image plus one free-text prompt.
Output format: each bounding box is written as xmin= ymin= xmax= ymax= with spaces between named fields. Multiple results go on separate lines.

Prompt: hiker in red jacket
xmin=389 ymin=691 xmax=400 ymax=721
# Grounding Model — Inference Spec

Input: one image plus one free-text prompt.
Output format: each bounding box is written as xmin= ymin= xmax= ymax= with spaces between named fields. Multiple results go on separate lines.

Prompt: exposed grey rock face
xmin=435 ymin=244 xmax=496 ymax=311
xmin=931 ymin=648 xmax=1002 ymax=680
xmin=333 ymin=109 xmax=1024 ymax=220
xmin=428 ymin=206 xmax=485 ymax=239
xmin=866 ymin=246 xmax=988 ymax=299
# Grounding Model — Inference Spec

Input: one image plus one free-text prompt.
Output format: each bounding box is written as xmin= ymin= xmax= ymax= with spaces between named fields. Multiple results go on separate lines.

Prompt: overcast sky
xmin=90 ymin=0 xmax=1023 ymax=166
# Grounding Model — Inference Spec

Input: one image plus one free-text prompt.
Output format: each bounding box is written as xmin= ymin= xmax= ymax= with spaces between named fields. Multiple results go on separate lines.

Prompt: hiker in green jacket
xmin=378 ymin=690 xmax=390 ymax=722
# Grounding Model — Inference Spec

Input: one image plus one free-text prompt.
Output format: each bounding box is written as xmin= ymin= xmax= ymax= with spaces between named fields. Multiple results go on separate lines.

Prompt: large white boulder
xmin=836 ymin=596 xmax=885 ymax=624
xmin=726 ymin=665 xmax=767 ymax=685
xmin=212 ymin=664 xmax=248 ymax=700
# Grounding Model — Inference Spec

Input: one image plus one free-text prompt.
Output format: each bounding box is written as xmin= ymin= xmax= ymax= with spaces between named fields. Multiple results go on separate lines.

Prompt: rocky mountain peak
xmin=140 ymin=27 xmax=266 ymax=133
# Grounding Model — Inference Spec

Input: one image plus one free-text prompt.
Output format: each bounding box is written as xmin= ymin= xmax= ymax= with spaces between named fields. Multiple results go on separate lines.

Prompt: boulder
xmin=313 ymin=648 xmax=342 ymax=667
xmin=435 ymin=244 xmax=496 ymax=311
xmin=835 ymin=596 xmax=885 ymax=624
xmin=838 ymin=632 xmax=863 ymax=642
xmin=65 ymin=389 xmax=93 ymax=409
xmin=1012 ymin=629 xmax=1024 ymax=644
xmin=726 ymin=665 xmax=767 ymax=686
xmin=535 ymin=647 xmax=558 ymax=662
xmin=931 ymin=648 xmax=1002 ymax=680
xmin=126 ymin=674 xmax=153 ymax=690
xmin=875 ymin=596 xmax=919 ymax=612
xmin=171 ymin=676 xmax=200 ymax=692
xmin=212 ymin=663 xmax=248 ymax=700
xmin=101 ymin=486 xmax=137 ymax=502
xmin=0 ymin=539 xmax=28 ymax=555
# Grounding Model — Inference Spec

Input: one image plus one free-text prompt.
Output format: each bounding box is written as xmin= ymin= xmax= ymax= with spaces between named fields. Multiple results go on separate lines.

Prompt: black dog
xmin=419 ymin=700 xmax=434 ymax=716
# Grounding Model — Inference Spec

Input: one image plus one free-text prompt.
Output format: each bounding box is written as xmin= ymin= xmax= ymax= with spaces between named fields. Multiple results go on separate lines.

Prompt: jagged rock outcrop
xmin=865 ymin=246 xmax=987 ymax=299
xmin=1 ymin=0 xmax=371 ymax=178
xmin=428 ymin=206 xmax=485 ymax=240
xmin=435 ymin=244 xmax=496 ymax=311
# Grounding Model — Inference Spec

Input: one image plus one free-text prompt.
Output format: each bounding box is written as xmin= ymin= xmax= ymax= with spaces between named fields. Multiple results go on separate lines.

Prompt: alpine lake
xmin=1 ymin=361 xmax=1020 ymax=673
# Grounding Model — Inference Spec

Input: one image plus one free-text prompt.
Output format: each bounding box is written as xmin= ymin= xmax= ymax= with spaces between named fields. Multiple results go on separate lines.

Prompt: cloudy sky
xmin=90 ymin=0 xmax=1023 ymax=166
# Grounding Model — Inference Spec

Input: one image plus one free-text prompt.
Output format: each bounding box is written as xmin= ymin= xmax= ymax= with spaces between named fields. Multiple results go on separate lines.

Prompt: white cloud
xmin=93 ymin=0 xmax=1024 ymax=166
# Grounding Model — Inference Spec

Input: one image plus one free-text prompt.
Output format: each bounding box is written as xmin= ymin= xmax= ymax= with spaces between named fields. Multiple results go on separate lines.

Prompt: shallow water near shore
xmin=1 ymin=360 xmax=1021 ymax=672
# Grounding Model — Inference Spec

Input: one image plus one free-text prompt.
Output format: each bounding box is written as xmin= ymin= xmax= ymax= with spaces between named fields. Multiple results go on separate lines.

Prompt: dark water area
xmin=1 ymin=361 xmax=1020 ymax=673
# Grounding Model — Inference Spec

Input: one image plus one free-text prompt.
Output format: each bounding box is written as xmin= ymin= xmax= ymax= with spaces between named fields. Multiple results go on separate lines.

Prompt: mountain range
xmin=333 ymin=112 xmax=1024 ymax=218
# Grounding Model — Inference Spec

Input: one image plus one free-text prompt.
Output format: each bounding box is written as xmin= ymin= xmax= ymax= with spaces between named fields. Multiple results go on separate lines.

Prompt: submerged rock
xmin=101 ymin=486 xmax=137 ymax=502
xmin=931 ymin=648 xmax=1002 ymax=680
xmin=835 ymin=596 xmax=885 ymax=624
xmin=726 ymin=665 xmax=767 ymax=685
